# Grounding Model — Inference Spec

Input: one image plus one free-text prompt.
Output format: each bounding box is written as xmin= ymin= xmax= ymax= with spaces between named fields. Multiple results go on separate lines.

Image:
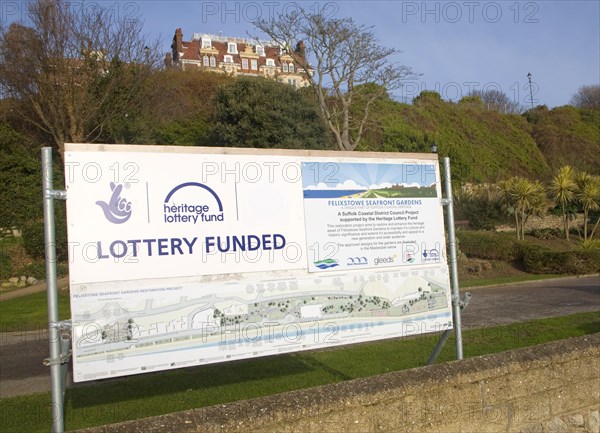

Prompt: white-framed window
xmin=227 ymin=42 xmax=237 ymax=54
xmin=203 ymin=55 xmax=209 ymax=66
xmin=224 ymin=55 xmax=233 ymax=63
xmin=210 ymin=56 xmax=216 ymax=67
xmin=282 ymin=62 xmax=288 ymax=73
xmin=251 ymin=59 xmax=258 ymax=70
xmin=266 ymin=58 xmax=275 ymax=67
xmin=202 ymin=37 xmax=211 ymax=49
xmin=256 ymin=45 xmax=265 ymax=56
xmin=289 ymin=63 xmax=294 ymax=73
xmin=242 ymin=58 xmax=248 ymax=69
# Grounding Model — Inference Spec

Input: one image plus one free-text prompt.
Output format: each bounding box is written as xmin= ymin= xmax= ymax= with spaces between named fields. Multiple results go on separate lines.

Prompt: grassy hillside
xmin=358 ymin=91 xmax=599 ymax=183
xmin=527 ymin=105 xmax=600 ymax=174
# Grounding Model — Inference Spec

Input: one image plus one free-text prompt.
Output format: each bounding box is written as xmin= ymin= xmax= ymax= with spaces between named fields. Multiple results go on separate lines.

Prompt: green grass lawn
xmin=1 ymin=311 xmax=598 ymax=433
xmin=0 ymin=291 xmax=70 ymax=332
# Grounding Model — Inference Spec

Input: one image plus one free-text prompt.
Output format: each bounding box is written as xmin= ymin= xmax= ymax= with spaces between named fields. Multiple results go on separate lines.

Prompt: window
xmin=210 ymin=56 xmax=216 ymax=67
xmin=202 ymin=38 xmax=211 ymax=49
xmin=203 ymin=55 xmax=209 ymax=66
xmin=282 ymin=62 xmax=288 ymax=73
xmin=227 ymin=42 xmax=237 ymax=54
xmin=224 ymin=55 xmax=233 ymax=63
xmin=256 ymin=45 xmax=265 ymax=56
xmin=289 ymin=63 xmax=294 ymax=73
xmin=266 ymin=58 xmax=275 ymax=67
xmin=242 ymin=58 xmax=248 ymax=69
xmin=251 ymin=59 xmax=258 ymax=70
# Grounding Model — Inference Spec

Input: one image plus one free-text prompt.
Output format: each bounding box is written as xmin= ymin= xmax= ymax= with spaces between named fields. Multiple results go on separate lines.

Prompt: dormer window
xmin=256 ymin=45 xmax=265 ymax=56
xmin=227 ymin=42 xmax=237 ymax=54
xmin=210 ymin=56 xmax=216 ymax=67
xmin=289 ymin=63 xmax=294 ymax=73
xmin=203 ymin=55 xmax=209 ymax=66
xmin=202 ymin=37 xmax=212 ymax=49
xmin=282 ymin=62 xmax=289 ymax=73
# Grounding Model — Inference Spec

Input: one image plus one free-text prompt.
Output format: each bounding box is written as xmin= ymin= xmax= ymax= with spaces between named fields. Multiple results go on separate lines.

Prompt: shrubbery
xmin=522 ymin=244 xmax=600 ymax=274
xmin=456 ymin=231 xmax=521 ymax=261
xmin=21 ymin=213 xmax=68 ymax=262
xmin=0 ymin=250 xmax=12 ymax=279
xmin=458 ymin=230 xmax=600 ymax=275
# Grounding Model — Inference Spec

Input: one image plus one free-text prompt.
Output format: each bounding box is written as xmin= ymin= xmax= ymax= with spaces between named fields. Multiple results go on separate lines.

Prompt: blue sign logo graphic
xmin=422 ymin=249 xmax=440 ymax=262
xmin=96 ymin=182 xmax=132 ymax=224
xmin=313 ymin=258 xmax=339 ymax=269
xmin=163 ymin=182 xmax=224 ymax=224
xmin=347 ymin=257 xmax=368 ymax=266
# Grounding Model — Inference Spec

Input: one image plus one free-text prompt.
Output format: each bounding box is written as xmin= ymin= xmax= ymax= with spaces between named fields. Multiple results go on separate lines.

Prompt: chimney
xmin=171 ymin=28 xmax=183 ymax=62
xmin=164 ymin=52 xmax=173 ymax=68
xmin=295 ymin=40 xmax=306 ymax=59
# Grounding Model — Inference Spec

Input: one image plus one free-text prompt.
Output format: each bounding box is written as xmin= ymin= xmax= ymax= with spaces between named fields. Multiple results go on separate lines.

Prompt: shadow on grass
xmin=67 ymin=352 xmax=314 ymax=409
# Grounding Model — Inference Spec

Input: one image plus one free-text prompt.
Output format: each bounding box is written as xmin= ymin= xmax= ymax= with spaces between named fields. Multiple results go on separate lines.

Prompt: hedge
xmin=522 ymin=245 xmax=600 ymax=274
xmin=456 ymin=231 xmax=522 ymax=261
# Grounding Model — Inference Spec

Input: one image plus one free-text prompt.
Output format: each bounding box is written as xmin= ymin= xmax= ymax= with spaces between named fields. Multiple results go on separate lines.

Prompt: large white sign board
xmin=65 ymin=144 xmax=453 ymax=382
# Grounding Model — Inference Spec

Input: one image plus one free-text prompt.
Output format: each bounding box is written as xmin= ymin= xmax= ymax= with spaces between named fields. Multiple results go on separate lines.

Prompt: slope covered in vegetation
xmin=358 ymin=91 xmax=599 ymax=183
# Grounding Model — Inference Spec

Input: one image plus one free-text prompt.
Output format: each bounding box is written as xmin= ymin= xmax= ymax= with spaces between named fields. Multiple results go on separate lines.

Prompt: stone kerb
xmin=71 ymin=333 xmax=600 ymax=433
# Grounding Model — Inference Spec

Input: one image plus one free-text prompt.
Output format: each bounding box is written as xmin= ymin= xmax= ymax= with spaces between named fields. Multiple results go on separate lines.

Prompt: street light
xmin=430 ymin=141 xmax=438 ymax=153
xmin=527 ymin=72 xmax=534 ymax=109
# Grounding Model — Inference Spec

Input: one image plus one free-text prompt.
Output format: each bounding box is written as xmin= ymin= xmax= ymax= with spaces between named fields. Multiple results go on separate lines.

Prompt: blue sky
xmin=3 ymin=1 xmax=599 ymax=107
xmin=302 ymin=162 xmax=436 ymax=188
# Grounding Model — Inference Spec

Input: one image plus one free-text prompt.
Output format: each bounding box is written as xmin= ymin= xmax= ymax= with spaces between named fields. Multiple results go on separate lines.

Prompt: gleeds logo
xmin=163 ymin=182 xmax=224 ymax=224
xmin=374 ymin=255 xmax=397 ymax=266
xmin=96 ymin=182 xmax=132 ymax=224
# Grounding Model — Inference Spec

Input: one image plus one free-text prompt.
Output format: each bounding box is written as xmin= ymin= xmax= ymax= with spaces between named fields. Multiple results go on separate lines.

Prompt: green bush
xmin=455 ymin=196 xmax=507 ymax=231
xmin=528 ymin=228 xmax=563 ymax=240
xmin=21 ymin=214 xmax=68 ymax=262
xmin=0 ymin=250 xmax=12 ymax=279
xmin=456 ymin=231 xmax=521 ymax=261
xmin=16 ymin=260 xmax=68 ymax=280
xmin=522 ymin=245 xmax=600 ymax=274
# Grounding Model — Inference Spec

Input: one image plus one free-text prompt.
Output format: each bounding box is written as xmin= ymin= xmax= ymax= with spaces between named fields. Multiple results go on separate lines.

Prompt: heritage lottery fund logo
xmin=163 ymin=181 xmax=224 ymax=224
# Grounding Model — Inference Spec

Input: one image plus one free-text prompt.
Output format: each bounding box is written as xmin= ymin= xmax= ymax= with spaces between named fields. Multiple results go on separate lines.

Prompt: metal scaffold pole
xmin=443 ymin=156 xmax=464 ymax=360
xmin=42 ymin=147 xmax=66 ymax=433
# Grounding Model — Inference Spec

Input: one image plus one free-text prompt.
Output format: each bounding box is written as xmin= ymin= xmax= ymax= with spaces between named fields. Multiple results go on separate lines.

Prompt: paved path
xmin=0 ymin=275 xmax=598 ymax=399
xmin=0 ymin=277 xmax=69 ymax=302
xmin=462 ymin=274 xmax=600 ymax=327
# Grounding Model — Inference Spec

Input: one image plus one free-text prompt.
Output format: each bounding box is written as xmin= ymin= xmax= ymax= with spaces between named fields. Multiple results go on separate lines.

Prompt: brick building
xmin=165 ymin=29 xmax=312 ymax=88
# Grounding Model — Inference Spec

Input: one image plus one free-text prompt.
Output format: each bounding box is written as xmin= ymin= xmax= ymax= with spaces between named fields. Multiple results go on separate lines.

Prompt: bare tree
xmin=0 ymin=0 xmax=160 ymax=156
xmin=469 ymin=89 xmax=523 ymax=114
xmin=254 ymin=8 xmax=417 ymax=151
xmin=570 ymin=85 xmax=600 ymax=110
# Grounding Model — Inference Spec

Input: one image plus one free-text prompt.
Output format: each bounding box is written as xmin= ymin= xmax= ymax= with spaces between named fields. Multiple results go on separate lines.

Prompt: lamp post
xmin=430 ymin=141 xmax=438 ymax=154
xmin=527 ymin=72 xmax=534 ymax=109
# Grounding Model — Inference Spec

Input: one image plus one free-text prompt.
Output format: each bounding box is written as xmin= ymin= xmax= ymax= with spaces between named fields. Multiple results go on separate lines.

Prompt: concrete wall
xmin=73 ymin=333 xmax=600 ymax=433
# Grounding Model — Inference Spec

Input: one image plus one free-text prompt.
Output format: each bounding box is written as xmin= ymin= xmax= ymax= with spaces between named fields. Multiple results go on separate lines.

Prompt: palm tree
xmin=498 ymin=178 xmax=520 ymax=238
xmin=548 ymin=165 xmax=577 ymax=241
xmin=498 ymin=177 xmax=547 ymax=240
xmin=575 ymin=173 xmax=600 ymax=241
